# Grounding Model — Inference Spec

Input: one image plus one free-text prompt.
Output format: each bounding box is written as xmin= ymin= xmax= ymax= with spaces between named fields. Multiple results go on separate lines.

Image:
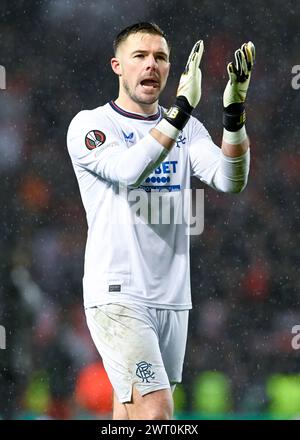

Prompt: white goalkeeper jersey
xmin=67 ymin=101 xmax=249 ymax=310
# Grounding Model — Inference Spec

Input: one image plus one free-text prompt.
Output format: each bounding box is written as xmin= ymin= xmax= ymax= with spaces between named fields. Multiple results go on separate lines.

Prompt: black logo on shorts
xmin=109 ymin=284 xmax=121 ymax=292
xmin=136 ymin=361 xmax=155 ymax=383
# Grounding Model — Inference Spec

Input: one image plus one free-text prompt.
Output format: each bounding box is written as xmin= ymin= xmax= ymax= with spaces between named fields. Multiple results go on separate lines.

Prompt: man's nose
xmin=145 ymin=55 xmax=158 ymax=70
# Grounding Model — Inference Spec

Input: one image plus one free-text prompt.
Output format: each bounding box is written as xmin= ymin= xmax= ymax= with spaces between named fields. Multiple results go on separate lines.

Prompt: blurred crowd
xmin=0 ymin=0 xmax=299 ymax=419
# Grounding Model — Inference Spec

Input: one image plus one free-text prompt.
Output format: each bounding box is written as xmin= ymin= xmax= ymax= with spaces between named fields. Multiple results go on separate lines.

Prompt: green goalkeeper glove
xmin=223 ymin=41 xmax=255 ymax=132
xmin=176 ymin=39 xmax=204 ymax=109
xmin=164 ymin=40 xmax=204 ymax=130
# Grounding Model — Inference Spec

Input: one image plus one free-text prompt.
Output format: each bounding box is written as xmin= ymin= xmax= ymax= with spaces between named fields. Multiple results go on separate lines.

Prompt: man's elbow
xmin=227 ymin=179 xmax=248 ymax=194
xmin=118 ymin=170 xmax=143 ymax=188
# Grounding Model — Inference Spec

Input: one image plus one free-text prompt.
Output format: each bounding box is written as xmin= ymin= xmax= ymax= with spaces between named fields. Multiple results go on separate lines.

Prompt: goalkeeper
xmin=67 ymin=22 xmax=255 ymax=420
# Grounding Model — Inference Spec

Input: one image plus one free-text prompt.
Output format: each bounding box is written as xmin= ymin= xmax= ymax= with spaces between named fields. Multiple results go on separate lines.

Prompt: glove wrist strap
xmin=163 ymin=96 xmax=193 ymax=130
xmin=223 ymin=103 xmax=246 ymax=132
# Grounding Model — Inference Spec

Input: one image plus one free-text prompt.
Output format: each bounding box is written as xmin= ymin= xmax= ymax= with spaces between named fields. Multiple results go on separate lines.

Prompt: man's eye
xmin=135 ymin=54 xmax=144 ymax=58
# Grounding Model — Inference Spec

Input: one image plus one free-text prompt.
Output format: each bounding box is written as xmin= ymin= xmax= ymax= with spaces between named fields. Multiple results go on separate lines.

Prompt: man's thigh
xmin=125 ymin=385 xmax=173 ymax=420
xmin=85 ymin=303 xmax=170 ymax=403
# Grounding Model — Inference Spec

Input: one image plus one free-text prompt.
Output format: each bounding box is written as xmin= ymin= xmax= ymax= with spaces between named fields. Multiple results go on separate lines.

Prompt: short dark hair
xmin=113 ymin=22 xmax=170 ymax=54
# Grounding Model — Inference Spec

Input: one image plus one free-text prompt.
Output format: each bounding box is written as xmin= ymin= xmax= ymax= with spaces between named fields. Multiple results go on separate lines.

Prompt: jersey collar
xmin=109 ymin=100 xmax=161 ymax=121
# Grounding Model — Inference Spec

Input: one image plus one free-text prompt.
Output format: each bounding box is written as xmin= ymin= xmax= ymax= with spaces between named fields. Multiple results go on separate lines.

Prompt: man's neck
xmin=115 ymin=96 xmax=158 ymax=116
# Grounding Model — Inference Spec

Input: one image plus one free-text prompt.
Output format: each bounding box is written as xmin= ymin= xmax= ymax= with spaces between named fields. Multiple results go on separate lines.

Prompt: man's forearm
xmin=221 ymin=133 xmax=249 ymax=157
xmin=216 ymin=126 xmax=250 ymax=193
xmin=150 ymin=127 xmax=176 ymax=151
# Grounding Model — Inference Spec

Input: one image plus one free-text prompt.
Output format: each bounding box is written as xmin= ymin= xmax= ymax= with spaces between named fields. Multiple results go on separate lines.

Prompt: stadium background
xmin=0 ymin=0 xmax=299 ymax=419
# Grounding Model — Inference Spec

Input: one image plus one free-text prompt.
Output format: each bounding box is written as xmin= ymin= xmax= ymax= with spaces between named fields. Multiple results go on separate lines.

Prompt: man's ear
xmin=111 ymin=57 xmax=122 ymax=76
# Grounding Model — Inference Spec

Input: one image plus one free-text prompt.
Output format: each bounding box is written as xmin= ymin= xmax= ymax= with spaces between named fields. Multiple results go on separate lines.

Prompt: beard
xmin=122 ymin=78 xmax=160 ymax=106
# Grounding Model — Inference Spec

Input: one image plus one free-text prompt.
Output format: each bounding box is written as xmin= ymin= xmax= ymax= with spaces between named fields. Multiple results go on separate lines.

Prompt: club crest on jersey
xmin=175 ymin=134 xmax=186 ymax=148
xmin=85 ymin=130 xmax=106 ymax=150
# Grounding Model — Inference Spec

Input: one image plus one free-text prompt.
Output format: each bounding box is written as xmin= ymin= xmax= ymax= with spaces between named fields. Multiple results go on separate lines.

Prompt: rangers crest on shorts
xmin=136 ymin=361 xmax=155 ymax=383
xmin=85 ymin=130 xmax=106 ymax=150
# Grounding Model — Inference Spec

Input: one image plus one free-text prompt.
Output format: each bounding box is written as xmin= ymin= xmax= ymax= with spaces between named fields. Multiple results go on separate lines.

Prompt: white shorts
xmin=85 ymin=303 xmax=189 ymax=403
